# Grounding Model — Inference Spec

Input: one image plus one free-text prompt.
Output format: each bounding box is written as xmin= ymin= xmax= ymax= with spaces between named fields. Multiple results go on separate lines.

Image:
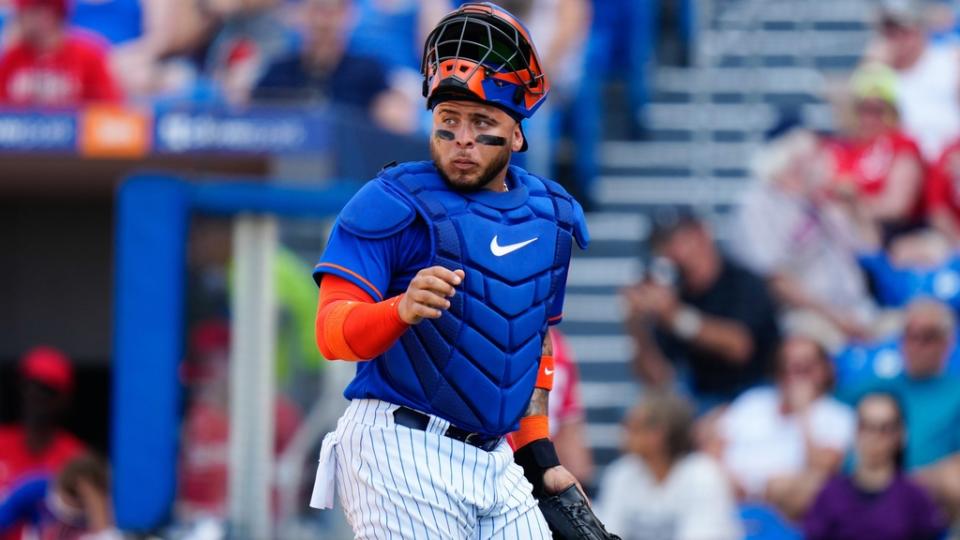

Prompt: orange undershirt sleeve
xmin=315 ymin=274 xmax=409 ymax=361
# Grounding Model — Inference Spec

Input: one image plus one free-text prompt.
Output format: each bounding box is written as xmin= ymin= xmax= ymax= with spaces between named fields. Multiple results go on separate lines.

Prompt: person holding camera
xmin=623 ymin=209 xmax=781 ymax=411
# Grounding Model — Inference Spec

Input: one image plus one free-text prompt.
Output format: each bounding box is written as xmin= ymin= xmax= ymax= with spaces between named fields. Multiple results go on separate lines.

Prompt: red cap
xmin=14 ymin=0 xmax=69 ymax=18
xmin=20 ymin=346 xmax=74 ymax=393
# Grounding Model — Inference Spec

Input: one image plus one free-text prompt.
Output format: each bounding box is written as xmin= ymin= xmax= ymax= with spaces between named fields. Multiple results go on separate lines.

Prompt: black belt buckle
xmin=393 ymin=407 xmax=501 ymax=451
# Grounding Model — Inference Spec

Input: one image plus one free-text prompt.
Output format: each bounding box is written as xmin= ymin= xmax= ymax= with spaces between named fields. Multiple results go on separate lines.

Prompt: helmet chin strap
xmin=435 ymin=129 xmax=507 ymax=147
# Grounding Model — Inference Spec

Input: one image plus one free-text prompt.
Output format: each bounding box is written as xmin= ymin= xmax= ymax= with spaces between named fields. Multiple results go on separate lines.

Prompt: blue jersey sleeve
xmin=313 ymin=219 xmax=430 ymax=301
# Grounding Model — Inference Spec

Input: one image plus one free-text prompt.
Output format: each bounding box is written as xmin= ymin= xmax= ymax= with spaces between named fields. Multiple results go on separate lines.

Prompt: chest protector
xmin=339 ymin=161 xmax=588 ymax=435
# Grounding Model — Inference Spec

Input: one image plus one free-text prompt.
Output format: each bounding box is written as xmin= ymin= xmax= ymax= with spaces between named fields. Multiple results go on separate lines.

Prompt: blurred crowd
xmin=0 ymin=0 xmax=673 ymax=204
xmin=19 ymin=0 xmax=960 ymax=538
xmin=605 ymin=1 xmax=960 ymax=538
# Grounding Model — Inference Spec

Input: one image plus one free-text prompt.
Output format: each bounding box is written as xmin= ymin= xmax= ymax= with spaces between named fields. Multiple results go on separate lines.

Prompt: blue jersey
xmin=314 ymin=162 xmax=588 ymax=435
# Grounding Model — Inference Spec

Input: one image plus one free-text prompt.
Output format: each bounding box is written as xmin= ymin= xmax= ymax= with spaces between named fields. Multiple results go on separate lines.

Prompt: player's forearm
xmin=315 ymin=277 xmax=409 ymax=361
xmin=514 ymin=336 xmax=554 ymax=447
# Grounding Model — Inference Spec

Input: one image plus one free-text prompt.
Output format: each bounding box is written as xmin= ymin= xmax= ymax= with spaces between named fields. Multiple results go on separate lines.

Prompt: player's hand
xmin=398 ymin=266 xmax=465 ymax=324
xmin=542 ymin=465 xmax=586 ymax=500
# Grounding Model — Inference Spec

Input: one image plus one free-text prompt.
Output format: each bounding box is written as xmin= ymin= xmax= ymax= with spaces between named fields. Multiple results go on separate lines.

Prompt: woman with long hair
xmin=804 ymin=392 xmax=945 ymax=540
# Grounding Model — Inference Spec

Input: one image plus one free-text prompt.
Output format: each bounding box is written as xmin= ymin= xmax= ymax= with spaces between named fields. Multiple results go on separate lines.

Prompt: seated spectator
xmin=0 ymin=347 xmax=86 ymax=495
xmin=714 ymin=335 xmax=855 ymax=519
xmin=547 ymin=329 xmax=594 ymax=488
xmin=804 ymin=392 xmax=945 ymax=540
xmin=732 ymin=116 xmax=876 ymax=347
xmin=925 ymin=138 xmax=960 ymax=244
xmin=853 ymin=228 xmax=960 ymax=311
xmin=0 ymin=347 xmax=86 ymax=540
xmin=0 ymin=454 xmax=120 ymax=540
xmin=0 ymin=0 xmax=122 ymax=106
xmin=867 ymin=0 xmax=960 ymax=161
xmin=623 ymin=208 xmax=780 ymax=409
xmin=826 ymin=63 xmax=924 ymax=233
xmin=253 ymin=0 xmax=416 ymax=134
xmin=843 ymin=298 xmax=960 ymax=478
xmin=595 ymin=392 xmax=742 ymax=540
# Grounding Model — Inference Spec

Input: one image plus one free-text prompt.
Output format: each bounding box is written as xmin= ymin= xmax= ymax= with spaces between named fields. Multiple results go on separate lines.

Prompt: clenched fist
xmin=398 ymin=266 xmax=465 ymax=324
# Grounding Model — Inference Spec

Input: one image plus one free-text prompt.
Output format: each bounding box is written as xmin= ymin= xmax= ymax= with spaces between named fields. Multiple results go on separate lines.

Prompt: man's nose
xmin=451 ymin=125 xmax=474 ymax=147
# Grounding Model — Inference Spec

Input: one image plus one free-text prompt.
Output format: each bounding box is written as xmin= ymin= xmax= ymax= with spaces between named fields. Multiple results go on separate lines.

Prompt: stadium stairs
xmin=566 ymin=0 xmax=874 ymax=470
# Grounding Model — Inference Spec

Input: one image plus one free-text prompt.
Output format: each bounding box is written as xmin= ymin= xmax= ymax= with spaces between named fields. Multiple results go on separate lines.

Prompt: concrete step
xmin=717 ymin=0 xmax=871 ymax=27
xmin=585 ymin=212 xmax=649 ymax=242
xmin=601 ymin=140 xmax=755 ymax=170
xmin=567 ymin=256 xmax=641 ymax=289
xmin=654 ymin=66 xmax=826 ymax=96
xmin=596 ymin=176 xmax=751 ymax=206
xmin=703 ymin=28 xmax=871 ymax=58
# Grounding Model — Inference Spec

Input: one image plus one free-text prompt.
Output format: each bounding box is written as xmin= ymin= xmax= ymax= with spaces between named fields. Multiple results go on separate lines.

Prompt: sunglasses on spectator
xmin=904 ymin=327 xmax=947 ymax=344
xmin=858 ymin=419 xmax=900 ymax=435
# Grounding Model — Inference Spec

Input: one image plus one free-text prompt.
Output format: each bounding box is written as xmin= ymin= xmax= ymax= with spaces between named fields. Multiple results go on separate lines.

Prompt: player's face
xmin=430 ymin=101 xmax=523 ymax=192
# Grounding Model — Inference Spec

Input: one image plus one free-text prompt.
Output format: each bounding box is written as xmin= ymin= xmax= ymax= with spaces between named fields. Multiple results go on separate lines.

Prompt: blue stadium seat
xmin=739 ymin=503 xmax=802 ymax=540
xmin=833 ymin=334 xmax=960 ymax=394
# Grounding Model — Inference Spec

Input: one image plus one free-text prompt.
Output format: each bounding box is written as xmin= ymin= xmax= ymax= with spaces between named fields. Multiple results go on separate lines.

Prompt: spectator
xmin=714 ymin=335 xmax=855 ymax=519
xmin=926 ymin=138 xmax=960 ymax=244
xmin=869 ymin=0 xmax=960 ymax=161
xmin=844 ymin=298 xmax=960 ymax=476
xmin=804 ymin=393 xmax=945 ymax=540
xmin=0 ymin=0 xmax=122 ymax=106
xmin=732 ymin=117 xmax=876 ymax=347
xmin=595 ymin=392 xmax=742 ymax=540
xmin=623 ymin=209 xmax=780 ymax=409
xmin=547 ymin=329 xmax=594 ymax=487
xmin=0 ymin=347 xmax=86 ymax=540
xmin=827 ymin=63 xmax=925 ymax=233
xmin=0 ymin=347 xmax=85 ymax=495
xmin=253 ymin=0 xmax=415 ymax=134
xmin=0 ymin=454 xmax=120 ymax=540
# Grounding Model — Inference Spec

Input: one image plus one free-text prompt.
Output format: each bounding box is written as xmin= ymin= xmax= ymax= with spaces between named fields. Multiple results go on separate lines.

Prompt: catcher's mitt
xmin=538 ymin=484 xmax=621 ymax=540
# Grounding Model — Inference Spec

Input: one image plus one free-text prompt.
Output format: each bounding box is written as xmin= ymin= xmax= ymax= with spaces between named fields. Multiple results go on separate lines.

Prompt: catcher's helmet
xmin=421 ymin=2 xmax=549 ymax=124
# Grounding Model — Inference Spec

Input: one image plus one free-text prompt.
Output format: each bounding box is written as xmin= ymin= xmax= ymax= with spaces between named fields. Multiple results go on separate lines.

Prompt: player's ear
xmin=511 ymin=121 xmax=524 ymax=152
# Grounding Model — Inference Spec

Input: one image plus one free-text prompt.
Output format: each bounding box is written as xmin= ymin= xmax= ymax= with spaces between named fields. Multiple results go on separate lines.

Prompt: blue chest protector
xmin=335 ymin=161 xmax=588 ymax=435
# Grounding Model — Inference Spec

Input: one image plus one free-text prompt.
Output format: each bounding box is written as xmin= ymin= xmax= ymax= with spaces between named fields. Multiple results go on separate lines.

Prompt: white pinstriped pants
xmin=311 ymin=399 xmax=551 ymax=539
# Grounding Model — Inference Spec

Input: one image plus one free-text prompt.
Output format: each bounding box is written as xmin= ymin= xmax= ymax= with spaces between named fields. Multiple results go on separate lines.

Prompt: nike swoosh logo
xmin=543 ymin=368 xmax=554 ymax=375
xmin=490 ymin=235 xmax=538 ymax=257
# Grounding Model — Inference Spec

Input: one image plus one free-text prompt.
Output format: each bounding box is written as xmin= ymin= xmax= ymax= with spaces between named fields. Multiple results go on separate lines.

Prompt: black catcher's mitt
xmin=537 ymin=484 xmax=621 ymax=540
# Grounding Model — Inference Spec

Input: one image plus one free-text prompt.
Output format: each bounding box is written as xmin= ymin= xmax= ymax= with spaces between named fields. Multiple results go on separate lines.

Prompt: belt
xmin=392 ymin=406 xmax=503 ymax=452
